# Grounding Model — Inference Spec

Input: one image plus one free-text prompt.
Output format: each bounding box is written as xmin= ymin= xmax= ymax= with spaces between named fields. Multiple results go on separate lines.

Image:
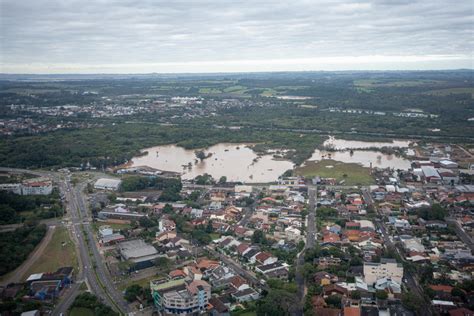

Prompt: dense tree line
xmin=120 ymin=176 xmax=182 ymax=201
xmin=256 ymin=279 xmax=298 ymax=315
xmin=0 ymin=224 xmax=47 ymax=276
xmin=70 ymin=292 xmax=118 ymax=316
xmin=0 ymin=190 xmax=63 ymax=224
xmin=1 ymin=71 xmax=472 ymax=171
xmin=416 ymin=204 xmax=448 ymax=221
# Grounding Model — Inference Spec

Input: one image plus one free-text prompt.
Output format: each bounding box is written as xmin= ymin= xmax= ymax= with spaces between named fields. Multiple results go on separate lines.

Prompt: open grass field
xmin=118 ymin=274 xmax=159 ymax=290
xmin=223 ymin=85 xmax=247 ymax=94
xmin=294 ymin=159 xmax=374 ymax=186
xmin=260 ymin=88 xmax=277 ymax=96
xmin=354 ymin=79 xmax=444 ymax=88
xmin=198 ymin=87 xmax=222 ymax=94
xmin=425 ymin=87 xmax=474 ymax=97
xmin=70 ymin=307 xmax=94 ymax=316
xmin=22 ymin=226 xmax=77 ymax=279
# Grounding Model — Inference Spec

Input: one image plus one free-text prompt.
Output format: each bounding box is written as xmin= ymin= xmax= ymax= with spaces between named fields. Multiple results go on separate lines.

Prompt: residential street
xmin=294 ymin=186 xmax=317 ymax=316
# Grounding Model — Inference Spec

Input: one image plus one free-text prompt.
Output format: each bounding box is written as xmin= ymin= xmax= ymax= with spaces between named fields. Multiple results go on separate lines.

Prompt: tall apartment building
xmin=363 ymin=258 xmax=403 ymax=285
xmin=151 ymin=279 xmax=211 ymax=315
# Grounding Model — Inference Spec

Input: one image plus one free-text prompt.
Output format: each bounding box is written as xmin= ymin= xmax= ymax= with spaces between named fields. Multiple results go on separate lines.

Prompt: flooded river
xmin=323 ymin=136 xmax=411 ymax=150
xmin=130 ymin=137 xmax=413 ymax=182
xmin=307 ymin=149 xmax=411 ymax=170
xmin=130 ymin=143 xmax=294 ymax=183
xmin=309 ymin=136 xmax=412 ymax=170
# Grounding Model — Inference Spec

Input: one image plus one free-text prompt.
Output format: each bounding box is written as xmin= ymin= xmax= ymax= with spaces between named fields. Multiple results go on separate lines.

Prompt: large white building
xmin=94 ymin=178 xmax=122 ymax=191
xmin=363 ymin=258 xmax=403 ymax=285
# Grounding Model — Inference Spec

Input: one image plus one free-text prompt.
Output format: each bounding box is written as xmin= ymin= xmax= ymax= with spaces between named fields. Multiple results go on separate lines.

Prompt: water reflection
xmin=307 ymin=149 xmax=411 ymax=170
xmin=131 ymin=143 xmax=294 ymax=183
xmin=131 ymin=137 xmax=413 ymax=183
xmin=323 ymin=136 xmax=411 ymax=150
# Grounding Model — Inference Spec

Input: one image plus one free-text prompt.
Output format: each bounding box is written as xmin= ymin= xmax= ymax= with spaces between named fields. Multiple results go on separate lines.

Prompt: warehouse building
xmin=118 ymin=239 xmax=160 ymax=270
xmin=94 ymin=178 xmax=122 ymax=191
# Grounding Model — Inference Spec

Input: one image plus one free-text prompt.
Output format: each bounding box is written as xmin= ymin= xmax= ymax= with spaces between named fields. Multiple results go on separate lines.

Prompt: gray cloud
xmin=0 ymin=0 xmax=472 ymax=73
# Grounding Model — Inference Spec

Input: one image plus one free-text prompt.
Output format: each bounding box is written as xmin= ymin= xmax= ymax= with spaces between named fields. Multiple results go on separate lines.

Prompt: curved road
xmin=0 ymin=225 xmax=56 ymax=286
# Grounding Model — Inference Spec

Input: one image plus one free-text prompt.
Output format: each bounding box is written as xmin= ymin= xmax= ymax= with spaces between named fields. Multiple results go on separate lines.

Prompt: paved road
xmin=294 ymin=186 xmax=317 ymax=316
xmin=53 ymin=177 xmax=130 ymax=315
xmin=445 ymin=217 xmax=474 ymax=252
xmin=54 ymin=177 xmax=113 ymax=315
xmin=238 ymin=196 xmax=260 ymax=227
xmin=3 ymin=168 xmax=138 ymax=314
xmin=365 ymin=188 xmax=433 ymax=316
xmin=206 ymin=245 xmax=265 ymax=290
xmin=0 ymin=225 xmax=56 ymax=286
xmin=20 ymin=170 xmax=129 ymax=315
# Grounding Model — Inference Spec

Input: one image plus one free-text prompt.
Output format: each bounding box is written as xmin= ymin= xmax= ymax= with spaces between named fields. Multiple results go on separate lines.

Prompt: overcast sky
xmin=1 ymin=0 xmax=473 ymax=73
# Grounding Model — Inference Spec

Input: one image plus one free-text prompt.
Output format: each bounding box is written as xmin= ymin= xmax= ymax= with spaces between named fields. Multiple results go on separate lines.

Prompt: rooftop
xmin=94 ymin=178 xmax=122 ymax=188
xmin=118 ymin=239 xmax=158 ymax=260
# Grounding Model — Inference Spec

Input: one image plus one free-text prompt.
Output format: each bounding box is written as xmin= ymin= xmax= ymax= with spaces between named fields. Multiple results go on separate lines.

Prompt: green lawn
xmin=23 ymin=226 xmax=78 ymax=279
xmin=70 ymin=307 xmax=94 ymax=316
xmin=294 ymin=159 xmax=374 ymax=186
xmin=119 ymin=274 xmax=162 ymax=290
xmin=92 ymin=222 xmax=131 ymax=232
xmin=210 ymin=233 xmax=221 ymax=240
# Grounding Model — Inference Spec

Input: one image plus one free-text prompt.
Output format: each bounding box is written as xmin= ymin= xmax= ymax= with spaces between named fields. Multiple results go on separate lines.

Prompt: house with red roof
xmin=323 ymin=232 xmax=341 ymax=244
xmin=255 ymin=252 xmax=278 ymax=265
xmin=237 ymin=243 xmax=251 ymax=256
xmin=169 ymin=269 xmax=187 ymax=280
xmin=230 ymin=275 xmax=249 ymax=291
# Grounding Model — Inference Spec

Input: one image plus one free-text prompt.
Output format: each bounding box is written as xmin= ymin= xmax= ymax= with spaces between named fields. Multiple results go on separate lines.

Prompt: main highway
xmin=0 ymin=168 xmax=129 ymax=315
xmin=53 ymin=173 xmax=129 ymax=315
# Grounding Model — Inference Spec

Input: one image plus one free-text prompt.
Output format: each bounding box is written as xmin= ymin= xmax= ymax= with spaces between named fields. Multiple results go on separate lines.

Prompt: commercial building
xmin=363 ymin=258 xmax=403 ymax=285
xmin=21 ymin=178 xmax=53 ymax=195
xmin=421 ymin=166 xmax=442 ymax=184
xmin=151 ymin=279 xmax=211 ymax=315
xmin=118 ymin=239 xmax=160 ymax=270
xmin=25 ymin=267 xmax=73 ymax=301
xmin=0 ymin=178 xmax=53 ymax=195
xmin=94 ymin=178 xmax=122 ymax=191
xmin=97 ymin=205 xmax=147 ymax=222
xmin=99 ymin=233 xmax=125 ymax=246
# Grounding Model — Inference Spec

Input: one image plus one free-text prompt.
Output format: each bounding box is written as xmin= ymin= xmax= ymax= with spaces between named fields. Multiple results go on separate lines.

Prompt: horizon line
xmin=1 ymin=68 xmax=473 ymax=77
